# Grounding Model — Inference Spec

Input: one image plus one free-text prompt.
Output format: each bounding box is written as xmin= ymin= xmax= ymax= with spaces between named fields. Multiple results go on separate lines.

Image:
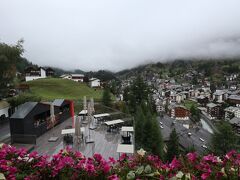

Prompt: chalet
xmin=206 ymin=103 xmax=223 ymax=119
xmin=224 ymin=106 xmax=240 ymax=120
xmin=60 ymin=74 xmax=71 ymax=79
xmin=10 ymin=99 xmax=71 ymax=144
xmin=169 ymin=105 xmax=190 ymax=120
xmin=25 ymin=67 xmax=54 ymax=82
xmin=71 ymin=74 xmax=84 ymax=82
xmin=228 ymin=95 xmax=240 ymax=107
xmin=213 ymin=90 xmax=227 ymax=103
xmin=25 ymin=67 xmax=46 ymax=81
xmin=89 ymin=78 xmax=101 ymax=88
xmin=45 ymin=68 xmax=55 ymax=77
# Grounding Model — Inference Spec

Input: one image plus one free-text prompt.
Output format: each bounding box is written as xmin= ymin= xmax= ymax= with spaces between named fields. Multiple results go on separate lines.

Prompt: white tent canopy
xmin=121 ymin=126 xmax=134 ymax=132
xmin=104 ymin=119 xmax=124 ymax=126
xmin=117 ymin=144 xmax=134 ymax=154
xmin=79 ymin=110 xmax=88 ymax=115
xmin=61 ymin=128 xmax=85 ymax=135
xmin=93 ymin=113 xmax=110 ymax=118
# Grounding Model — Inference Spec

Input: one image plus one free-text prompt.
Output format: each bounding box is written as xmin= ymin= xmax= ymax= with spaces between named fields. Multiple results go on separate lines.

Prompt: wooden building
xmin=46 ymin=67 xmax=55 ymax=77
xmin=169 ymin=105 xmax=190 ymax=120
xmin=10 ymin=99 xmax=71 ymax=144
xmin=24 ymin=66 xmax=55 ymax=81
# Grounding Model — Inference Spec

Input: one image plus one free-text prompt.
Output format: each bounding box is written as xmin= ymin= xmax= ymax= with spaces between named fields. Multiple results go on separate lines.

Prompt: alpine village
xmin=1 ymin=1 xmax=240 ymax=179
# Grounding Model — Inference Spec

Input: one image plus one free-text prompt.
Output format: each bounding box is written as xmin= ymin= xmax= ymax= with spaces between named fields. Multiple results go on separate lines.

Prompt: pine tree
xmin=141 ymin=106 xmax=163 ymax=157
xmin=166 ymin=128 xmax=179 ymax=161
xmin=150 ymin=114 xmax=164 ymax=158
xmin=190 ymin=105 xmax=200 ymax=122
xmin=128 ymin=75 xmax=149 ymax=114
xmin=211 ymin=122 xmax=238 ymax=155
xmin=134 ymin=106 xmax=146 ymax=149
xmin=142 ymin=110 xmax=154 ymax=152
xmin=102 ymin=87 xmax=111 ymax=107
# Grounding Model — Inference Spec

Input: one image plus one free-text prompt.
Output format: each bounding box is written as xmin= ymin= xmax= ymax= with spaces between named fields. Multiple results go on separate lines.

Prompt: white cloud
xmin=1 ymin=0 xmax=240 ymax=71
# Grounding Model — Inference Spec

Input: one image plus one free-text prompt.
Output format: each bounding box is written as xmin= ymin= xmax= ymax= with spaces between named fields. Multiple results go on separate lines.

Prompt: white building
xmin=25 ymin=67 xmax=46 ymax=82
xmin=89 ymin=78 xmax=101 ymax=87
xmin=60 ymin=74 xmax=71 ymax=79
xmin=71 ymin=74 xmax=84 ymax=82
xmin=224 ymin=106 xmax=240 ymax=120
xmin=60 ymin=74 xmax=85 ymax=82
xmin=213 ymin=90 xmax=227 ymax=103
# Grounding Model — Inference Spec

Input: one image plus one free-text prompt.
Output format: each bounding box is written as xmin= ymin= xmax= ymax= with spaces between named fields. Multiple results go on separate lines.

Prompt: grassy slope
xmin=26 ymin=78 xmax=103 ymax=101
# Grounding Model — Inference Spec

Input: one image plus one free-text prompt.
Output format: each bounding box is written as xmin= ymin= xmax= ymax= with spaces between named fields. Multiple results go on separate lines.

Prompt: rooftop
xmin=224 ymin=106 xmax=240 ymax=112
xmin=10 ymin=102 xmax=38 ymax=119
xmin=206 ymin=103 xmax=218 ymax=108
xmin=228 ymin=95 xmax=240 ymax=101
xmin=229 ymin=117 xmax=240 ymax=126
xmin=52 ymin=99 xmax=65 ymax=106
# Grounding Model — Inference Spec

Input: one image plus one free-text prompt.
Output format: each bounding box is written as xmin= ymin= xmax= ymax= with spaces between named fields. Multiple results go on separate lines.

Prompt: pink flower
xmin=108 ymin=174 xmax=119 ymax=180
xmin=85 ymin=163 xmax=95 ymax=173
xmin=74 ymin=151 xmax=83 ymax=159
xmin=119 ymin=153 xmax=127 ymax=161
xmin=225 ymin=150 xmax=236 ymax=160
xmin=103 ymin=163 xmax=110 ymax=174
xmin=203 ymin=154 xmax=214 ymax=161
xmin=29 ymin=151 xmax=38 ymax=159
xmin=187 ymin=152 xmax=198 ymax=162
xmin=201 ymin=172 xmax=210 ymax=180
xmin=169 ymin=157 xmax=181 ymax=170
xmin=93 ymin=153 xmax=103 ymax=162
xmin=108 ymin=157 xmax=116 ymax=164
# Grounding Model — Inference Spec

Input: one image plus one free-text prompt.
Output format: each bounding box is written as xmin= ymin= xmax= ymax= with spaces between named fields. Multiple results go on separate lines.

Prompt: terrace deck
xmin=33 ymin=117 xmax=121 ymax=159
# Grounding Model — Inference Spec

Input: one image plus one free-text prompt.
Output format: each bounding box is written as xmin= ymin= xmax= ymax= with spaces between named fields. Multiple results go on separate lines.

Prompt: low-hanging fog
xmin=1 ymin=0 xmax=240 ymax=71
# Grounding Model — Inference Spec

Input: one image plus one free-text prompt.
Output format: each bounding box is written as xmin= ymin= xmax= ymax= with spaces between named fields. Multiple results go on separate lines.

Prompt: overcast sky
xmin=1 ymin=0 xmax=240 ymax=71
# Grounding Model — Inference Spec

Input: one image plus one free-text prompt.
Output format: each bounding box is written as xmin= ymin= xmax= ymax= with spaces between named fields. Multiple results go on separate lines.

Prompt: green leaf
xmin=127 ymin=171 xmax=135 ymax=180
xmin=144 ymin=173 xmax=155 ymax=177
xmin=135 ymin=166 xmax=144 ymax=175
xmin=0 ymin=173 xmax=6 ymax=180
xmin=144 ymin=165 xmax=152 ymax=174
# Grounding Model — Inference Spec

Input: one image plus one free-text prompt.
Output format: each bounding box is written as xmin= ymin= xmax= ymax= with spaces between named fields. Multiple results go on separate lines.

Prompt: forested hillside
xmin=116 ymin=58 xmax=240 ymax=85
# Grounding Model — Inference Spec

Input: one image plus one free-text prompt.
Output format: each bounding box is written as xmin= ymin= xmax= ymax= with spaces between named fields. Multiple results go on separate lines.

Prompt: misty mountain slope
xmin=115 ymin=58 xmax=240 ymax=82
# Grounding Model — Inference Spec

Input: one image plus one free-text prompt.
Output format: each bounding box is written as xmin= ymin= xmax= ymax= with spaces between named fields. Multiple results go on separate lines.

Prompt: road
xmin=200 ymin=113 xmax=218 ymax=133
